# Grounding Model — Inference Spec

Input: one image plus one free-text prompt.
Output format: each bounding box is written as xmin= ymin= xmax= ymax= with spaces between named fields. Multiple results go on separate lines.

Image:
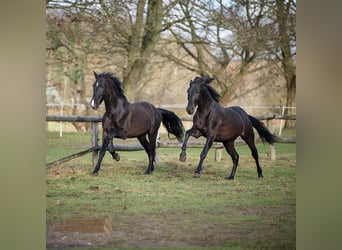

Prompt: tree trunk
xmin=122 ymin=0 xmax=163 ymax=102
xmin=220 ymin=73 xmax=244 ymax=105
xmin=285 ymin=70 xmax=296 ymax=127
xmin=220 ymin=63 xmax=252 ymax=105
xmin=276 ymin=0 xmax=296 ymax=128
xmin=123 ymin=59 xmax=146 ymax=101
xmin=71 ymin=79 xmax=83 ymax=132
xmin=79 ymin=69 xmax=92 ymax=131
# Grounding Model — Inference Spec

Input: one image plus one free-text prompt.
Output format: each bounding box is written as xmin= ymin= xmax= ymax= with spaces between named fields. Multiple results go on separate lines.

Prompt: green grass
xmin=46 ymin=130 xmax=296 ymax=249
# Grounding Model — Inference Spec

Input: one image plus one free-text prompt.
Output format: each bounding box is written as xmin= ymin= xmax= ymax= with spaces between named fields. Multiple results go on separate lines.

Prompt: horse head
xmin=90 ymin=71 xmax=106 ymax=109
xmin=186 ymin=77 xmax=215 ymax=114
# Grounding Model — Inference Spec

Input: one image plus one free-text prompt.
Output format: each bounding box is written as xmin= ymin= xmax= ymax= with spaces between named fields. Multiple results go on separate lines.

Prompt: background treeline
xmin=46 ymin=0 xmax=295 ymax=122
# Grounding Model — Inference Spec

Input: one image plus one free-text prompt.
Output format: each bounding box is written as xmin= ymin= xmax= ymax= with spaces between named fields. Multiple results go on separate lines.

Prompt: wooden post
xmin=215 ymin=148 xmax=222 ymax=161
xmin=91 ymin=122 xmax=99 ymax=166
xmin=267 ymin=118 xmax=276 ymax=160
xmin=279 ymin=106 xmax=285 ymax=136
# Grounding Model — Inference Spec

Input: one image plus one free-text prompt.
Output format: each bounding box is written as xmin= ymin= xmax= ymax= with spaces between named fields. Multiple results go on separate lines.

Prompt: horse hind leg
xmin=223 ymin=141 xmax=239 ymax=180
xmin=147 ymin=130 xmax=159 ymax=172
xmin=241 ymin=134 xmax=263 ymax=178
xmin=138 ymin=134 xmax=155 ymax=174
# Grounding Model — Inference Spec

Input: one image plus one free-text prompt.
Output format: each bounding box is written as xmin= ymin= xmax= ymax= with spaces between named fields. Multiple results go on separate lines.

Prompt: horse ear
xmin=93 ymin=71 xmax=99 ymax=79
xmin=192 ymin=76 xmax=202 ymax=84
xmin=203 ymin=77 xmax=215 ymax=84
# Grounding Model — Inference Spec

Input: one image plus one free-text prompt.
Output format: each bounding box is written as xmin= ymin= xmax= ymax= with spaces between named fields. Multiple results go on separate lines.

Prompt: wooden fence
xmin=46 ymin=114 xmax=296 ymax=168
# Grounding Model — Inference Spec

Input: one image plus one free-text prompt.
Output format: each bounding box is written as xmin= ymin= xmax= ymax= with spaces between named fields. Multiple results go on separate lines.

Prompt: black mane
xmin=203 ymin=84 xmax=221 ymax=103
xmin=99 ymin=72 xmax=126 ymax=98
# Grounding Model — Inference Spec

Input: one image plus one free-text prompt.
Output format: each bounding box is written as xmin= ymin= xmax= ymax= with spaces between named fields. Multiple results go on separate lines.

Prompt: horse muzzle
xmin=186 ymin=106 xmax=195 ymax=115
xmin=90 ymin=99 xmax=98 ymax=109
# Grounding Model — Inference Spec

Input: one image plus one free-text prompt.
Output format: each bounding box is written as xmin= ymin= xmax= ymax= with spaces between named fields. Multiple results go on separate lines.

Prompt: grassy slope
xmin=46 ymin=131 xmax=296 ymax=249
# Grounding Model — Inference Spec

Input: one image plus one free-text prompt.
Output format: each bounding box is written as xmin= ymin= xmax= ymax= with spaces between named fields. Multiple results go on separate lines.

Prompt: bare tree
xmin=47 ymin=0 xmax=170 ymax=101
xmin=46 ymin=11 xmax=91 ymax=130
xmin=160 ymin=0 xmax=275 ymax=105
xmin=119 ymin=0 xmax=164 ymax=101
xmin=274 ymin=0 xmax=296 ymax=126
xmin=216 ymin=0 xmax=276 ymax=104
xmin=46 ymin=0 xmax=295 ymax=115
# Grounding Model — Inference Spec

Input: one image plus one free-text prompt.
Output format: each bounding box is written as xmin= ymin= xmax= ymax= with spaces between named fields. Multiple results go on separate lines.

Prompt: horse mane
xmin=98 ymin=72 xmax=126 ymax=99
xmin=203 ymin=84 xmax=221 ymax=103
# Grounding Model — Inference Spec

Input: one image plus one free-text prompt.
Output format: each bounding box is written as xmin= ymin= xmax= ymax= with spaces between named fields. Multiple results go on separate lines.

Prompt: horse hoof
xmin=193 ymin=173 xmax=201 ymax=178
xmin=113 ymin=153 xmax=120 ymax=161
xmin=258 ymin=175 xmax=264 ymax=179
xmin=92 ymin=172 xmax=98 ymax=177
xmin=179 ymin=153 xmax=186 ymax=162
xmin=225 ymin=176 xmax=234 ymax=180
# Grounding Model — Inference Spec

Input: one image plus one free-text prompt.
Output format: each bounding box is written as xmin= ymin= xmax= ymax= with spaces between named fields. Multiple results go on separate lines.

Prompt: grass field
xmin=46 ymin=129 xmax=296 ymax=249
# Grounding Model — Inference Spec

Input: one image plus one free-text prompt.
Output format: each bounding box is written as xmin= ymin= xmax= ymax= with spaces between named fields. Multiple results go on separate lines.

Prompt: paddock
xmin=46 ymin=128 xmax=296 ymax=249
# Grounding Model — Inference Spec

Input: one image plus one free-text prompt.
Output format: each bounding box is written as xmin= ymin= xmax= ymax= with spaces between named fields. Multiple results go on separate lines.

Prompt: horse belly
xmin=214 ymin=121 xmax=243 ymax=142
xmin=127 ymin=117 xmax=152 ymax=137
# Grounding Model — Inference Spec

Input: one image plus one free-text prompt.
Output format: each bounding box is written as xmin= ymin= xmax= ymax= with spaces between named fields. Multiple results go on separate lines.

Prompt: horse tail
xmin=157 ymin=108 xmax=184 ymax=143
xmin=248 ymin=115 xmax=278 ymax=145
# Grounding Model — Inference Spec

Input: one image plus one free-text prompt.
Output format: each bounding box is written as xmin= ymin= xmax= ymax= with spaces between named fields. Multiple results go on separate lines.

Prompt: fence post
xmin=91 ymin=122 xmax=99 ymax=166
xmin=266 ymin=118 xmax=276 ymax=160
xmin=215 ymin=147 xmax=222 ymax=161
xmin=279 ymin=106 xmax=285 ymax=136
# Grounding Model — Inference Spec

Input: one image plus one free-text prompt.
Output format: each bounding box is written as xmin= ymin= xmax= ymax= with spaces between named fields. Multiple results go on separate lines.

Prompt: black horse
xmin=90 ymin=72 xmax=184 ymax=176
xmin=179 ymin=76 xmax=278 ymax=179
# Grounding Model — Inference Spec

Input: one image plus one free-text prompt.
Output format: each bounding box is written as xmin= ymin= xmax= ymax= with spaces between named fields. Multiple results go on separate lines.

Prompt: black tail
xmin=248 ymin=115 xmax=278 ymax=145
xmin=157 ymin=108 xmax=184 ymax=143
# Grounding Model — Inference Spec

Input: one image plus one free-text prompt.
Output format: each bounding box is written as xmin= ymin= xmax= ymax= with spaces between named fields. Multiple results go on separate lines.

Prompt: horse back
xmin=130 ymin=101 xmax=157 ymax=118
xmin=225 ymin=106 xmax=251 ymax=126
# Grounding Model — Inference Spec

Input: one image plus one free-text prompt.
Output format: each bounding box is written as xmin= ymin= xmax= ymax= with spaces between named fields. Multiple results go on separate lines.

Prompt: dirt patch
xmin=47 ymin=212 xmax=239 ymax=249
xmin=46 ymin=206 xmax=291 ymax=249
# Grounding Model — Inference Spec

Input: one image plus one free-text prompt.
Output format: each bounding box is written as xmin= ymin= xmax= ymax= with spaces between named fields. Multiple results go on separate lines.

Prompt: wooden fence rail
xmin=46 ymin=114 xmax=296 ymax=123
xmin=46 ymin=114 xmax=296 ymax=168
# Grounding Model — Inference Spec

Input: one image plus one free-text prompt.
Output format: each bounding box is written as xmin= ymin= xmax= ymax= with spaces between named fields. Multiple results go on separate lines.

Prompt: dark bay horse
xmin=179 ymin=76 xmax=278 ymax=179
xmin=90 ymin=72 xmax=184 ymax=176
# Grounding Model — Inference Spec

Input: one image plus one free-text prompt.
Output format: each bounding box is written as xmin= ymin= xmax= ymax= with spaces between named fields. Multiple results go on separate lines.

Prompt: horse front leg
xmin=92 ymin=133 xmax=109 ymax=176
xmin=108 ymin=137 xmax=120 ymax=161
xmin=194 ymin=136 xmax=214 ymax=178
xmin=108 ymin=129 xmax=128 ymax=161
xmin=179 ymin=128 xmax=201 ymax=162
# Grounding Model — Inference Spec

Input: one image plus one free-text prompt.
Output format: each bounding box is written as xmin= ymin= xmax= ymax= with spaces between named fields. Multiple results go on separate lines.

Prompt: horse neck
xmin=103 ymin=85 xmax=129 ymax=114
xmin=197 ymin=88 xmax=218 ymax=115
